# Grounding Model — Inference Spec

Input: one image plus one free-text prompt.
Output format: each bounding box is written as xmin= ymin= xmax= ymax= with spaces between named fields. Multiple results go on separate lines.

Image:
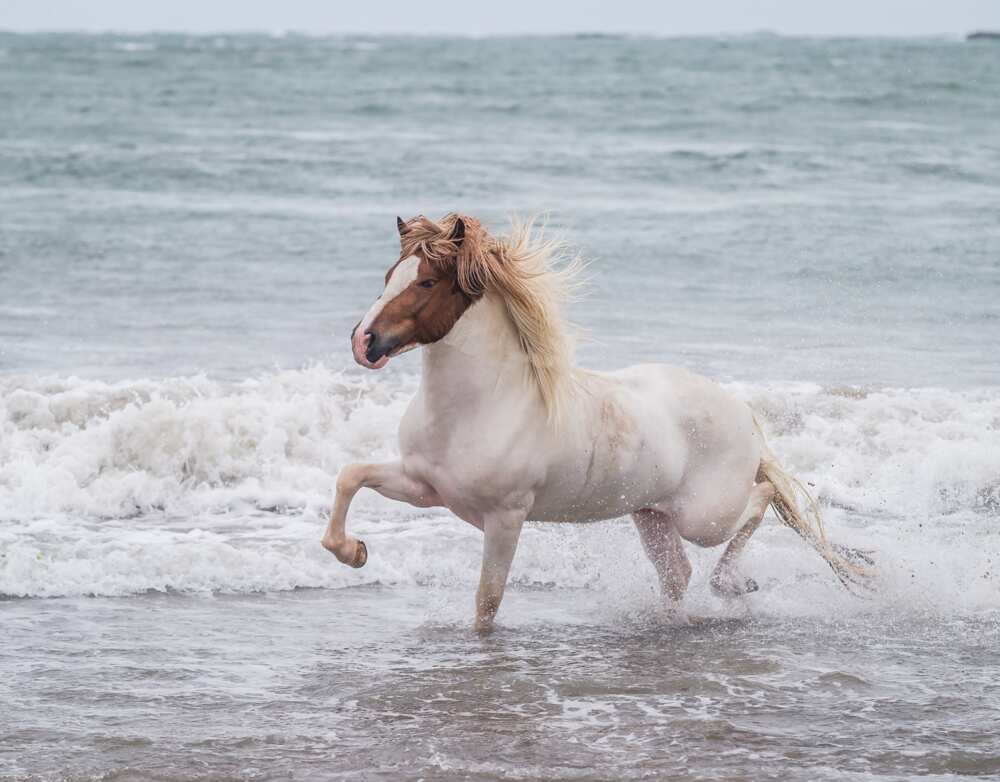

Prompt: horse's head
xmin=351 ymin=214 xmax=482 ymax=369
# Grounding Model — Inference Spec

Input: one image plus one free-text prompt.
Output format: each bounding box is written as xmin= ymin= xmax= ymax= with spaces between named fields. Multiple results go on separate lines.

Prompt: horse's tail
xmin=753 ymin=416 xmax=876 ymax=592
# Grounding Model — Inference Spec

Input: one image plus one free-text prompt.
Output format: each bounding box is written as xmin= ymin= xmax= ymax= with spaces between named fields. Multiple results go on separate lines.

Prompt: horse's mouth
xmin=352 ymin=331 xmax=418 ymax=370
xmin=357 ymin=354 xmax=389 ymax=370
xmin=387 ymin=342 xmax=419 ymax=358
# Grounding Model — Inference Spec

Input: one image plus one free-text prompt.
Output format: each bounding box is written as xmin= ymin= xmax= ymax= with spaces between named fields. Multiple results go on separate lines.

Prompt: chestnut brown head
xmin=350 ymin=215 xmax=480 ymax=369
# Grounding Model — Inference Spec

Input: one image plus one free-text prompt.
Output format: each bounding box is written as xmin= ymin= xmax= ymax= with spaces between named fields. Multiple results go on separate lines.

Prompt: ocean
xmin=1 ymin=32 xmax=999 ymax=781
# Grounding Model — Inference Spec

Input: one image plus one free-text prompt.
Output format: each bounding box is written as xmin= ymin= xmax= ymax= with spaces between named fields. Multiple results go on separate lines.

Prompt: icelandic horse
xmin=323 ymin=214 xmax=872 ymax=632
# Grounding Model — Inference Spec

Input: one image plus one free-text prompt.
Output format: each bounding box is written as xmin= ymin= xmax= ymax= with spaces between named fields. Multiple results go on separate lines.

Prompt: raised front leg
xmin=474 ymin=510 xmax=527 ymax=634
xmin=322 ymin=461 xmax=440 ymax=568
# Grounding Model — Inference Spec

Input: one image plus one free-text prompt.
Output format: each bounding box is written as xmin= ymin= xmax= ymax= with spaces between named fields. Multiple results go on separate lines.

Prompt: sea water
xmin=1 ymin=33 xmax=998 ymax=780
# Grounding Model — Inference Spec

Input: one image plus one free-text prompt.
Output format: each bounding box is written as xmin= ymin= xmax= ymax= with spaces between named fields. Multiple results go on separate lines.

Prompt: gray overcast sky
xmin=3 ymin=0 xmax=1000 ymax=36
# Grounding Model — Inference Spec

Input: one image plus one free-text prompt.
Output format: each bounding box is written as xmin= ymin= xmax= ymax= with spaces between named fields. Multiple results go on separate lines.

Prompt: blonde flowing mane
xmin=400 ymin=213 xmax=582 ymax=422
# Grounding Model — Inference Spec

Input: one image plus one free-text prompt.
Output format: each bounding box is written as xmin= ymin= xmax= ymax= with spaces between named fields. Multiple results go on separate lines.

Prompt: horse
xmin=323 ymin=213 xmax=872 ymax=632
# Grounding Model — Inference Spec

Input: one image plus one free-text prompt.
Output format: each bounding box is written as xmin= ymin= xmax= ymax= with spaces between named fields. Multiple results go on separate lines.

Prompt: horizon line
xmin=0 ymin=28 xmax=982 ymax=39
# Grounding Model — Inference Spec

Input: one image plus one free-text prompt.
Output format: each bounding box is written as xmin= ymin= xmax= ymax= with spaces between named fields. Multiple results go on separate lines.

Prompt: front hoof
xmin=350 ymin=539 xmax=368 ymax=569
xmin=474 ymin=619 xmax=496 ymax=636
xmin=321 ymin=536 xmax=367 ymax=568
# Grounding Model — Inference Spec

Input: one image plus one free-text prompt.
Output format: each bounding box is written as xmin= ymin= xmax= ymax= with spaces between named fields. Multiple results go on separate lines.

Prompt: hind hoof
xmin=711 ymin=570 xmax=758 ymax=598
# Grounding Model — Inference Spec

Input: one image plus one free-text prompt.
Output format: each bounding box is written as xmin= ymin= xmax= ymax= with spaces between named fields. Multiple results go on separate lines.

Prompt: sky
xmin=3 ymin=0 xmax=1000 ymax=36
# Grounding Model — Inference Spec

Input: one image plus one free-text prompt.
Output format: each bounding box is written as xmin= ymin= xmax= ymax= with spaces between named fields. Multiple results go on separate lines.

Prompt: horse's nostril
xmin=364 ymin=330 xmax=381 ymax=362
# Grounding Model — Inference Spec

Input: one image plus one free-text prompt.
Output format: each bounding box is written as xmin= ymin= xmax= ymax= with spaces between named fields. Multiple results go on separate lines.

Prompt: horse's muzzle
xmin=367 ymin=331 xmax=407 ymax=363
xmin=351 ymin=325 xmax=390 ymax=369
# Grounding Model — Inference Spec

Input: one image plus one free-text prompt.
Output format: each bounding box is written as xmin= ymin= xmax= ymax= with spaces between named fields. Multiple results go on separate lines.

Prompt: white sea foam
xmin=1 ymin=367 xmax=998 ymax=612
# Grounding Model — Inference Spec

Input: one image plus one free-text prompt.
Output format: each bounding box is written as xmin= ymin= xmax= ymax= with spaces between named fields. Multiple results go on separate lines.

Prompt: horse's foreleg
xmin=474 ymin=511 xmax=526 ymax=634
xmin=322 ymin=461 xmax=439 ymax=568
xmin=633 ymin=509 xmax=692 ymax=604
xmin=710 ymin=480 xmax=775 ymax=597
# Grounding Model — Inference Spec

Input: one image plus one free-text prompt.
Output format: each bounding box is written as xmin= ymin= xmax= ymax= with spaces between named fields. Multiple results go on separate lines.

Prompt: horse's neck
xmin=420 ymin=294 xmax=535 ymax=414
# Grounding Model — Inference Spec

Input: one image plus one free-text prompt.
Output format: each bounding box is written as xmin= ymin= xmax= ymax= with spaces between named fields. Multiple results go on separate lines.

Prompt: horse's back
xmin=586 ymin=362 xmax=755 ymax=443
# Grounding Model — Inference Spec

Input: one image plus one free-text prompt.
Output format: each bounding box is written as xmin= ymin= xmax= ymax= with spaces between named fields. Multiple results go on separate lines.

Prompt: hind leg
xmin=710 ymin=481 xmax=775 ymax=597
xmin=633 ymin=509 xmax=692 ymax=604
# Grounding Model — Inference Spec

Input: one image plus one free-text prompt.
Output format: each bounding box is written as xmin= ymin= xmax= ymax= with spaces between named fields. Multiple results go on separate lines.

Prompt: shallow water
xmin=1 ymin=32 xmax=1000 ymax=781
xmin=3 ymin=591 xmax=999 ymax=781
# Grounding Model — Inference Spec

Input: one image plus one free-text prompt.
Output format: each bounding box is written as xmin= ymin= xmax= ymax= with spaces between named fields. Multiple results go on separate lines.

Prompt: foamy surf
xmin=1 ymin=366 xmax=997 ymax=612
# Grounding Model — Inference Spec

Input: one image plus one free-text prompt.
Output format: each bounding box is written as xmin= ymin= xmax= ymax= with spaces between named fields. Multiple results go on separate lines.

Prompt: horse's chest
xmin=398 ymin=408 xmax=537 ymax=513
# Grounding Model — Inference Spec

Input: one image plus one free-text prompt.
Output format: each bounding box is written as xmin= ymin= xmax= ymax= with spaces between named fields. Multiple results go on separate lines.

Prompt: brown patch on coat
xmin=363 ymin=218 xmax=480 ymax=360
xmin=367 ymin=254 xmax=477 ymax=357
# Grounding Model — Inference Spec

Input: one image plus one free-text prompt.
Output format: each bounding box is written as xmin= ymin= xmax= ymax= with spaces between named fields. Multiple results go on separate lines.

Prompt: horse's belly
xmin=527 ymin=435 xmax=684 ymax=523
xmin=528 ymin=489 xmax=668 ymax=523
xmin=529 ymin=486 xmax=679 ymax=523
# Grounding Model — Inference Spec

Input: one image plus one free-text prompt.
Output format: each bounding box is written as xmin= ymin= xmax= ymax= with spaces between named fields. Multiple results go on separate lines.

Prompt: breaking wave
xmin=1 ymin=366 xmax=998 ymax=613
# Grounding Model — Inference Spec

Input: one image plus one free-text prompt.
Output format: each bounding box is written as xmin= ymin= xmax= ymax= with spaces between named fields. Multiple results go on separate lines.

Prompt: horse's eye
xmin=419 ymin=279 xmax=436 ymax=289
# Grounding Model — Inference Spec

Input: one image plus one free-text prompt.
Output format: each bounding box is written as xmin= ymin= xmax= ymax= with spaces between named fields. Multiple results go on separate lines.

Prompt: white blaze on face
xmin=352 ymin=255 xmax=421 ymax=367
xmin=359 ymin=255 xmax=420 ymax=334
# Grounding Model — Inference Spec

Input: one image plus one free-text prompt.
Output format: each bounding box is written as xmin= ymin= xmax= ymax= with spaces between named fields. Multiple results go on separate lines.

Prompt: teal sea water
xmin=1 ymin=34 xmax=999 ymax=781
xmin=2 ymin=33 xmax=999 ymax=383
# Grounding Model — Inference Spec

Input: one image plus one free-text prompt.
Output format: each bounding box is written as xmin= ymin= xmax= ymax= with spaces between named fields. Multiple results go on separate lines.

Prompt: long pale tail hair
xmin=754 ymin=417 xmax=876 ymax=592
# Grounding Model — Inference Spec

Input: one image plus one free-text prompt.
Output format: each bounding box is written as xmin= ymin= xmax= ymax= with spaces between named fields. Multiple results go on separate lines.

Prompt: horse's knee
xmin=336 ymin=463 xmax=369 ymax=495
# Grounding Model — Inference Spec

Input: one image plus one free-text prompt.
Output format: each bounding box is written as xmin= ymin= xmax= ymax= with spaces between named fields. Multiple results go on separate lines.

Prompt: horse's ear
xmin=449 ymin=217 xmax=465 ymax=246
xmin=396 ymin=216 xmax=406 ymax=235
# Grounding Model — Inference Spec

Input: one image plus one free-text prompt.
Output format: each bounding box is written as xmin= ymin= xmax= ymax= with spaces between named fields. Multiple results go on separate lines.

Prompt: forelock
xmin=398 ymin=213 xmax=494 ymax=296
